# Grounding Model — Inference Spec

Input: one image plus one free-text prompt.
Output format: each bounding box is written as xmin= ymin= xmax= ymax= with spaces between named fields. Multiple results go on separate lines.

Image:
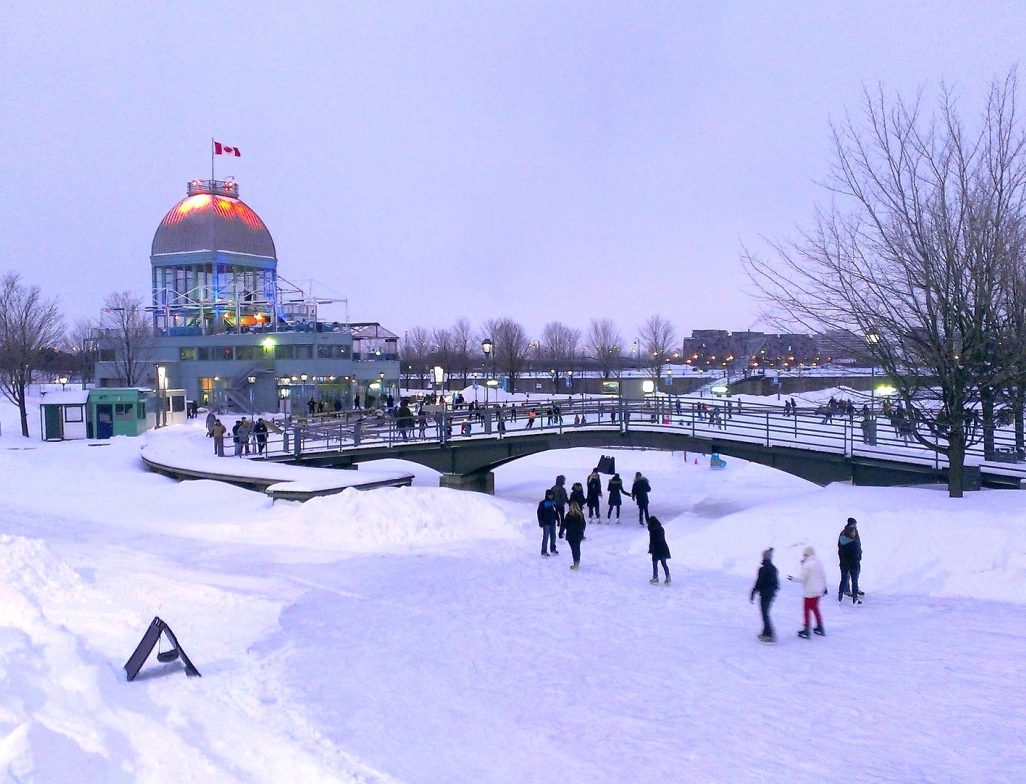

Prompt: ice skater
xmin=647 ymin=516 xmax=671 ymax=584
xmin=585 ymin=469 xmax=603 ymax=520
xmin=537 ymin=490 xmax=559 ymax=557
xmin=631 ymin=471 xmax=652 ymax=524
xmin=788 ymin=546 xmax=828 ymax=638
xmin=751 ymin=548 xmax=779 ymax=643
xmin=837 ymin=517 xmax=863 ymax=604
xmin=606 ymin=473 xmax=625 ymax=521
xmin=560 ymin=501 xmax=586 ymax=570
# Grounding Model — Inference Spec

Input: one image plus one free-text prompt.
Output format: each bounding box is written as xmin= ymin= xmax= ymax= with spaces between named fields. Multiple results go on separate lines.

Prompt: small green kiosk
xmin=86 ymin=389 xmax=149 ymax=439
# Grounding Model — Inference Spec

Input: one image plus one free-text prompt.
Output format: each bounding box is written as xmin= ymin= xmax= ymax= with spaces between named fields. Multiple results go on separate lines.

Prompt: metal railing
xmin=243 ymin=394 xmax=1026 ymax=478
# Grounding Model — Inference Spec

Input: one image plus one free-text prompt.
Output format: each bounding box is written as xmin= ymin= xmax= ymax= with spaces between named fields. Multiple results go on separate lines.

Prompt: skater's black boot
xmin=797 ymin=627 xmax=810 ymax=639
xmin=813 ymin=625 xmax=825 ymax=636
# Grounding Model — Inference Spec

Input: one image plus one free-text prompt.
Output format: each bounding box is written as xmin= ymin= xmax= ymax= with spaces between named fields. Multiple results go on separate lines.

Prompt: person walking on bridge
xmin=631 ymin=472 xmax=652 ymax=525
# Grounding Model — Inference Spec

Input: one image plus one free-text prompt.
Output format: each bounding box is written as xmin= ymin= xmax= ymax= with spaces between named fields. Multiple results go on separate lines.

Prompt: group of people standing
xmin=576 ymin=469 xmax=653 ymax=524
xmin=536 ymin=470 xmax=666 ymax=579
xmin=749 ymin=516 xmax=865 ymax=644
xmin=205 ymin=411 xmax=268 ymax=457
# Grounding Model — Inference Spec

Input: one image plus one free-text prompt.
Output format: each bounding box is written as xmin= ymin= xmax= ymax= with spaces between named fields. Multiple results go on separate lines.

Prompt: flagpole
xmin=210 ymin=138 xmax=215 ymax=182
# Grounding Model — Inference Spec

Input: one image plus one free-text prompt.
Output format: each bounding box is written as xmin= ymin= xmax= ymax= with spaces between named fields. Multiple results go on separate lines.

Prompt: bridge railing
xmin=250 ymin=394 xmax=1026 ymax=475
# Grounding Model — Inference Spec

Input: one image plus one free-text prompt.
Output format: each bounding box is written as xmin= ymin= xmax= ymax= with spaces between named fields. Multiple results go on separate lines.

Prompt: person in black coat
xmin=606 ymin=473 xmax=625 ymax=521
xmin=550 ymin=475 xmax=569 ymax=529
xmin=569 ymin=482 xmax=587 ymax=538
xmin=837 ymin=517 xmax=863 ymax=604
xmin=253 ymin=418 xmax=268 ymax=454
xmin=631 ymin=472 xmax=652 ymax=525
xmin=560 ymin=501 xmax=587 ymax=569
xmin=751 ymin=548 xmax=780 ymax=643
xmin=647 ymin=516 xmax=671 ymax=584
xmin=585 ymin=470 xmax=603 ymax=520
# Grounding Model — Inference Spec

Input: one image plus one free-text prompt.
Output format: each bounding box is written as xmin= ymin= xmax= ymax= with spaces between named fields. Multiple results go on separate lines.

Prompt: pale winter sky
xmin=1 ymin=1 xmax=1024 ymax=341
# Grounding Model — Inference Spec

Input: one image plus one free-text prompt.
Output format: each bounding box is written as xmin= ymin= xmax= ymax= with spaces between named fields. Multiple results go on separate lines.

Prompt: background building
xmin=93 ymin=178 xmax=399 ymax=413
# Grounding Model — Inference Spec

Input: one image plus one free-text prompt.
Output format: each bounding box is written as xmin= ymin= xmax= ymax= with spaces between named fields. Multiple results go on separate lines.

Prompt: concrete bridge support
xmin=439 ymin=471 xmax=495 ymax=495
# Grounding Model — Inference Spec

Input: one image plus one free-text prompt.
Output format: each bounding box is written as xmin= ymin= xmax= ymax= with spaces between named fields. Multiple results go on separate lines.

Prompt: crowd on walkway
xmin=205 ymin=410 xmax=269 ymax=458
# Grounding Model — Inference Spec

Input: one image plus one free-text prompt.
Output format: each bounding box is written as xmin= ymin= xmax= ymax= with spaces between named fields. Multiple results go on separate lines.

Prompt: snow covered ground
xmin=0 ymin=394 xmax=1024 ymax=782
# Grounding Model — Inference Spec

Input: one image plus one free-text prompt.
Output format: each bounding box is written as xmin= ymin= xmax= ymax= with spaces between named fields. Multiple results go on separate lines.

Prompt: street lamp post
xmin=867 ymin=331 xmax=880 ymax=410
xmin=247 ymin=375 xmax=257 ymax=414
xmin=432 ymin=365 xmax=446 ymax=441
xmin=481 ymin=338 xmax=493 ymax=405
xmin=156 ymin=365 xmax=167 ymax=428
xmin=57 ymin=375 xmax=69 ymax=391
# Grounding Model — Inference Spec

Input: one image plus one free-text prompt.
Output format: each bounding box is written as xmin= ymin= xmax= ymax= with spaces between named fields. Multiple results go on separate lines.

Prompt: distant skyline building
xmin=92 ymin=178 xmax=399 ymax=413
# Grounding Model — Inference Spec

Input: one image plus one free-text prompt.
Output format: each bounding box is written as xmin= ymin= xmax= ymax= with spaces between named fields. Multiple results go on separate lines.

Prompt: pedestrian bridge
xmin=254 ymin=395 xmax=1026 ymax=492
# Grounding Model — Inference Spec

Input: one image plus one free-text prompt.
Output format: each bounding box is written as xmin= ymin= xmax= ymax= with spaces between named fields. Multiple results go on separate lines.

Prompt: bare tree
xmin=994 ymin=249 xmax=1026 ymax=454
xmin=541 ymin=321 xmax=581 ymax=390
xmin=430 ymin=327 xmax=455 ymax=380
xmin=586 ymin=318 xmax=623 ymax=378
xmin=399 ymin=326 xmax=432 ymax=389
xmin=745 ymin=74 xmax=1026 ymax=497
xmin=450 ymin=317 xmax=474 ymax=387
xmin=0 ymin=274 xmax=64 ymax=436
xmin=100 ymin=291 xmax=154 ymax=386
xmin=638 ymin=315 xmax=678 ymax=379
xmin=482 ymin=318 xmax=530 ymax=393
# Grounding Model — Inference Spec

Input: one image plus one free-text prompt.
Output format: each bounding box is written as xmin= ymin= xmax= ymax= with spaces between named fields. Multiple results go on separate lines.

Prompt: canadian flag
xmin=213 ymin=141 xmax=241 ymax=157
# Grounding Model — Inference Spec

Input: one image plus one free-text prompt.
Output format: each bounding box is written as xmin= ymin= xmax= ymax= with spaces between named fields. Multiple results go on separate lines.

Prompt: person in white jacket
xmin=788 ymin=546 xmax=828 ymax=638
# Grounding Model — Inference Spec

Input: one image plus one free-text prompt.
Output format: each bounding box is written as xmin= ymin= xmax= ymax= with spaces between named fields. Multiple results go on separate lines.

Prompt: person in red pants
xmin=788 ymin=546 xmax=828 ymax=638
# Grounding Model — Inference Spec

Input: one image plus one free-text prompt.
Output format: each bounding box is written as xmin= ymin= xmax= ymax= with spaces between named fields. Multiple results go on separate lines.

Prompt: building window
xmin=236 ymin=345 xmax=261 ymax=361
xmin=295 ymin=345 xmax=313 ymax=360
xmin=219 ymin=346 xmax=234 ymax=361
xmin=64 ymin=405 xmax=84 ymax=423
xmin=275 ymin=344 xmax=295 ymax=360
xmin=317 ymin=344 xmax=351 ymax=359
xmin=180 ymin=347 xmax=198 ymax=361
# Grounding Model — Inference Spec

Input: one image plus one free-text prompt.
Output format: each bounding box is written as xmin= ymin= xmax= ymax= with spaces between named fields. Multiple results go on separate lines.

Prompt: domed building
xmin=93 ymin=178 xmax=398 ymax=414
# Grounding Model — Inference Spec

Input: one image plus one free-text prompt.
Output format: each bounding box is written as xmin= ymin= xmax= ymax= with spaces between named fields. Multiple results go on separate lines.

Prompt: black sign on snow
xmin=124 ymin=616 xmax=202 ymax=681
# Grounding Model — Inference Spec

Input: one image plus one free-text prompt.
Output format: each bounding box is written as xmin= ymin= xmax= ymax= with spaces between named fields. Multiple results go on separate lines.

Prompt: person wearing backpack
xmin=537 ymin=489 xmax=559 ymax=557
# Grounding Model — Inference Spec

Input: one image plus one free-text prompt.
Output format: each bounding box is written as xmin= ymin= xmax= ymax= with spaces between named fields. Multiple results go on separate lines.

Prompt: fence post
xmin=292 ymin=426 xmax=301 ymax=458
xmin=765 ymin=413 xmax=770 ymax=447
xmin=353 ymin=420 xmax=362 ymax=447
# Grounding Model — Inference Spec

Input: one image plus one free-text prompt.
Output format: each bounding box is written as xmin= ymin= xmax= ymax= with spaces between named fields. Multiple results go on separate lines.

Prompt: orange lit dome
xmin=151 ymin=181 xmax=276 ymax=258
